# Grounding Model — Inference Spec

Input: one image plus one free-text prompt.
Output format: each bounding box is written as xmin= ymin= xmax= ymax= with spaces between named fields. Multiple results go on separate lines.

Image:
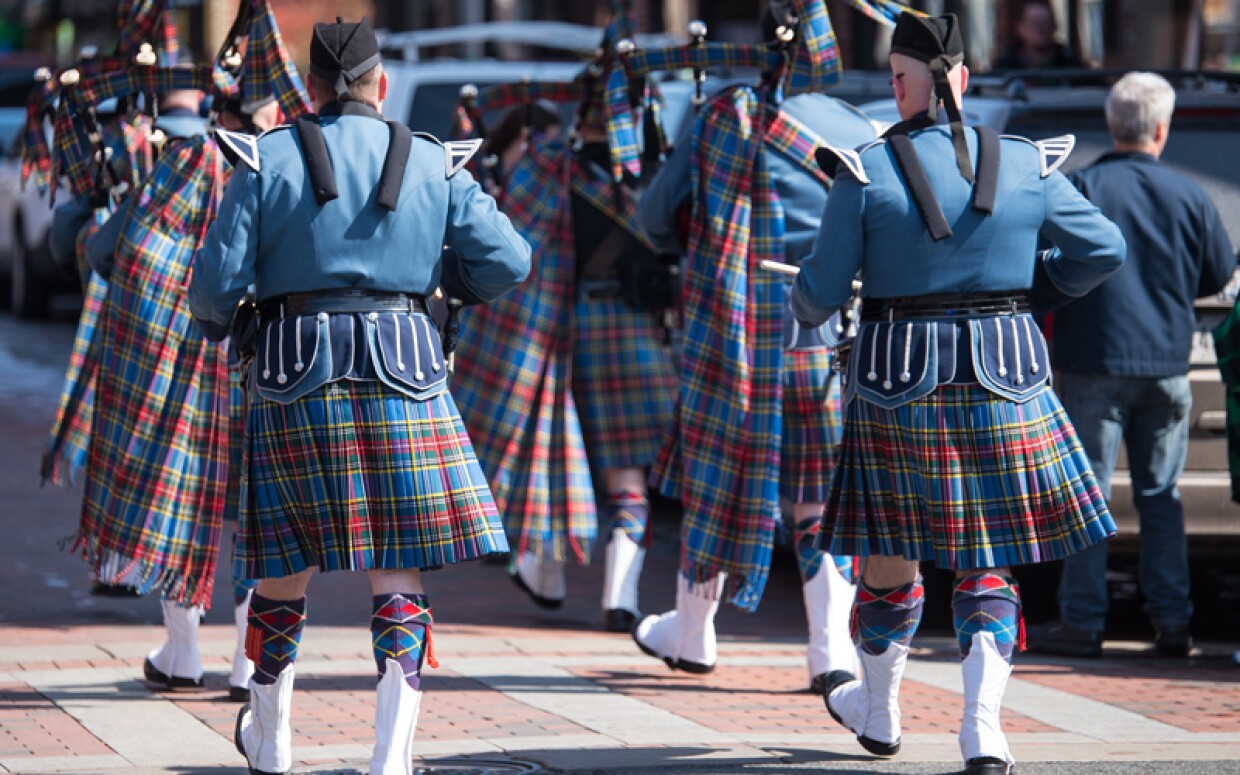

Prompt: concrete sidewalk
xmin=2 ymin=614 xmax=1239 ymax=774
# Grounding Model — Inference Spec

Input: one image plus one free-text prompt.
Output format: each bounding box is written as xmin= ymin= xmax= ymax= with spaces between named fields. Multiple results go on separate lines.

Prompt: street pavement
xmin=2 ymin=310 xmax=1240 ymax=775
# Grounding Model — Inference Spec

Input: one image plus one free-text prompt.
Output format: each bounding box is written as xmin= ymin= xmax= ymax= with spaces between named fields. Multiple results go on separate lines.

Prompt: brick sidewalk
xmin=2 ymin=596 xmax=1239 ymax=773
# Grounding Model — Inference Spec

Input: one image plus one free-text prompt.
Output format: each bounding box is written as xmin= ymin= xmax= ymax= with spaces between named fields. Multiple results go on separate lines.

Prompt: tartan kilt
xmin=237 ymin=379 xmax=507 ymax=579
xmin=572 ymin=297 xmax=677 ymax=471
xmin=779 ymin=347 xmax=841 ymax=504
xmin=823 ymin=383 xmax=1115 ymax=570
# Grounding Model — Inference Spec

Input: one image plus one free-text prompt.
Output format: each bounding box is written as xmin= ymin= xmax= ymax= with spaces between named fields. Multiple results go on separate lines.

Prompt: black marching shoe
xmin=1024 ymin=621 xmax=1102 ymax=658
xmin=809 ymin=672 xmax=829 ymax=696
xmin=604 ymin=608 xmax=638 ymax=633
xmin=964 ymin=756 xmax=1013 ymax=774
xmin=234 ymin=704 xmax=287 ymax=775
xmin=228 ymin=685 xmax=251 ymax=703
xmin=1154 ymin=623 xmax=1192 ymax=658
xmin=90 ymin=580 xmax=141 ymax=597
xmin=143 ymin=657 xmax=204 ymax=690
xmin=509 ymin=570 xmax=564 ymax=610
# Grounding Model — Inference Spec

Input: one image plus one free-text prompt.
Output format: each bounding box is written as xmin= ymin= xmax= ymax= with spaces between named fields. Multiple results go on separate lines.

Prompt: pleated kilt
xmin=572 ymin=296 xmax=677 ymax=471
xmin=237 ymin=379 xmax=507 ymax=579
xmin=823 ymin=383 xmax=1115 ymax=570
xmin=779 ymin=347 xmax=841 ymax=504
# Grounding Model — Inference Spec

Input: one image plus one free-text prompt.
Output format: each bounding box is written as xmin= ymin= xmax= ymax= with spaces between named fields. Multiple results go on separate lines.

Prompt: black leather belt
xmin=259 ymin=290 xmax=430 ymax=319
xmin=861 ymin=291 xmax=1030 ymax=322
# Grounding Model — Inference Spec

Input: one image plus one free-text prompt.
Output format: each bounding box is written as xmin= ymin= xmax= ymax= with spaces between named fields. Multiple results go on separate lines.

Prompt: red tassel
xmin=244 ymin=622 xmax=263 ymax=664
xmin=424 ymin=627 xmax=439 ymax=670
xmin=1018 ymin=611 xmax=1027 ymax=653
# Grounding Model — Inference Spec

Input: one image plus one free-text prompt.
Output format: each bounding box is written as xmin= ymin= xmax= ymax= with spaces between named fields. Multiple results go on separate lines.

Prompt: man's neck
xmin=1112 ymin=141 xmax=1160 ymax=158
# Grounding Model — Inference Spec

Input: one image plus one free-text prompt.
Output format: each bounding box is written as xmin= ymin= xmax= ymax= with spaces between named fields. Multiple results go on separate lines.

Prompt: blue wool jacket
xmin=1052 ymin=152 xmax=1237 ymax=377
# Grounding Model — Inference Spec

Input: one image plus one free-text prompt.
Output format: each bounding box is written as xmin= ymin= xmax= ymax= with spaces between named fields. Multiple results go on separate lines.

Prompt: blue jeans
xmin=1056 ymin=372 xmax=1193 ymax=633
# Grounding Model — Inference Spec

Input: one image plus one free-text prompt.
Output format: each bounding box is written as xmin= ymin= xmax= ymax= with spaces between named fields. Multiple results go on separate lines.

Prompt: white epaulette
xmin=814 ymin=139 xmax=883 ymax=185
xmin=213 ymin=127 xmax=261 ymax=172
xmin=1003 ymin=133 xmax=1076 ymax=178
xmin=411 ymin=132 xmax=483 ymax=178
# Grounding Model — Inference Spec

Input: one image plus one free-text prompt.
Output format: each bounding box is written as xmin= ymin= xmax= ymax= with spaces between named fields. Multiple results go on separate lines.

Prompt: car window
xmin=1006 ymin=103 xmax=1240 ymax=249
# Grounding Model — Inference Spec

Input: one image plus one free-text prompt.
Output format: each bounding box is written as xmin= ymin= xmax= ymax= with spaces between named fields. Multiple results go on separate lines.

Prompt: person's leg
xmin=953 ymin=568 xmax=1019 ymax=773
xmin=825 ymin=556 xmax=921 ymax=757
xmin=229 ymin=579 xmax=258 ymax=702
xmin=1126 ymin=375 xmax=1193 ymax=654
xmin=144 ymin=596 xmax=206 ymax=689
xmin=600 ymin=467 xmax=651 ymax=632
xmin=1053 ymin=373 xmax=1126 ymax=639
xmin=236 ymin=568 xmax=313 ymax=774
xmin=632 ymin=570 xmax=727 ymax=674
xmin=368 ymin=568 xmax=429 ymax=775
xmin=794 ymin=504 xmax=858 ymax=692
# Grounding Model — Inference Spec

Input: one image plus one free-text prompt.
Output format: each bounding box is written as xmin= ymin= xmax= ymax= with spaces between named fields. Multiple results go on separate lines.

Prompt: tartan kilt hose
xmin=237 ymin=380 xmax=508 ymax=579
xmin=572 ymin=297 xmax=677 ymax=471
xmin=823 ymin=383 xmax=1115 ymax=570
xmin=779 ymin=346 xmax=841 ymax=504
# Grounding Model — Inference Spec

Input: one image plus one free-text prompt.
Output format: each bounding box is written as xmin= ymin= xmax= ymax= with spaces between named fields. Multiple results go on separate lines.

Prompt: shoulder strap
xmin=295 ymin=115 xmax=338 ymax=205
xmin=888 ymin=133 xmax=953 ymax=241
xmin=376 ymin=120 xmax=413 ymax=211
xmin=972 ymin=126 xmax=1000 ymax=216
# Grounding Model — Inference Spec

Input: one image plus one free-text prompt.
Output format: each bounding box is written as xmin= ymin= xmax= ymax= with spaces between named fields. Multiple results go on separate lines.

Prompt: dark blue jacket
xmin=1053 ymin=152 xmax=1237 ymax=377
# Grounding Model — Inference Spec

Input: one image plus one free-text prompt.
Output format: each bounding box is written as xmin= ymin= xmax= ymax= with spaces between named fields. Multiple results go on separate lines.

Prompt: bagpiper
xmin=190 ymin=17 xmax=530 ymax=775
xmin=789 ymin=13 xmax=1126 ymax=774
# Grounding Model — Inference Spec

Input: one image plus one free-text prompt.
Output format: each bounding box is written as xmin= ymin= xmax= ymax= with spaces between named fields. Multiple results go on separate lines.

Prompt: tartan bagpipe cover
xmin=452 ymin=137 xmax=600 ymax=565
xmin=73 ymin=137 xmax=239 ymax=607
xmin=651 ymin=87 xmax=827 ymax=612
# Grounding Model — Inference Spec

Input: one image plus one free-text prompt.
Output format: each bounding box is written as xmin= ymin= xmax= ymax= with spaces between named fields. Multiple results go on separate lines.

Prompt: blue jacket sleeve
xmin=50 ymin=196 xmax=94 ymax=272
xmin=189 ymin=164 xmax=261 ymax=341
xmin=1033 ymin=170 xmax=1126 ymax=310
xmin=638 ymin=124 xmax=694 ymax=256
xmin=790 ymin=177 xmax=865 ymax=327
xmin=441 ymin=169 xmax=531 ymax=304
xmin=1195 ymin=197 xmax=1237 ymax=299
xmin=83 ymin=195 xmax=134 ymax=281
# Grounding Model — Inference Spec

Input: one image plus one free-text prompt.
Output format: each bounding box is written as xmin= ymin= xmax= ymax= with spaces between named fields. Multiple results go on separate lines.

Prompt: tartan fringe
xmin=69 ymin=533 xmax=214 ymax=609
xmin=39 ymin=446 xmax=87 ymax=489
xmin=681 ymin=562 xmax=769 ymax=613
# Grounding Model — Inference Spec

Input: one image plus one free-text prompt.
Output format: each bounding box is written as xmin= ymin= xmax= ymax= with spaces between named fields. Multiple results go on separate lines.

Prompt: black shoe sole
xmin=632 ymin=629 xmax=715 ymax=674
xmin=604 ymin=609 xmax=638 ymax=633
xmin=964 ymin=756 xmax=1013 ymax=774
xmin=509 ymin=571 xmax=564 ymax=610
xmin=822 ymin=670 xmax=900 ymax=757
xmin=143 ymin=658 xmax=204 ymax=691
xmin=90 ymin=581 xmax=141 ymax=597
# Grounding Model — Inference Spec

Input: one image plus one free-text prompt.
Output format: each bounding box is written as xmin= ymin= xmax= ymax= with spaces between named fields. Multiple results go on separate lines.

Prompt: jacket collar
xmin=318 ymin=100 xmax=384 ymax=121
xmin=1096 ymin=150 xmax=1159 ymax=165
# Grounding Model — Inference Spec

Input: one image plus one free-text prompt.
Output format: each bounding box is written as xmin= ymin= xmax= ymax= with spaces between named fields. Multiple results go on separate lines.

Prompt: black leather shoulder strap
xmin=376 ymin=120 xmax=413 ymax=211
xmin=888 ymin=133 xmax=953 ymax=242
xmin=295 ymin=115 xmax=338 ymax=205
xmin=972 ymin=126 xmax=1000 ymax=216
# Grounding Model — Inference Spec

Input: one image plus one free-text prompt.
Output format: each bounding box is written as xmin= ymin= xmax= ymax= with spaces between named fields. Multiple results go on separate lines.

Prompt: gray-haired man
xmin=1028 ymin=72 xmax=1236 ymax=659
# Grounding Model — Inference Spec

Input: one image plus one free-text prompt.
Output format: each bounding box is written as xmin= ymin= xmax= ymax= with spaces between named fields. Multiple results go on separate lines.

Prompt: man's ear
xmin=306 ymin=76 xmax=318 ymax=106
xmin=959 ymin=65 xmax=970 ymax=94
xmin=378 ymin=71 xmax=389 ymax=103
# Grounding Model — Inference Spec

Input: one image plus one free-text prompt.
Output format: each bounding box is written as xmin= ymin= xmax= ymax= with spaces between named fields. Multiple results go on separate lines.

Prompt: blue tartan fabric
xmin=452 ymin=137 xmax=596 ymax=564
xmin=43 ymin=119 xmax=154 ymax=487
xmin=823 ymin=383 xmax=1116 ymax=570
xmin=650 ymin=88 xmax=818 ymax=612
xmin=238 ymin=380 xmax=507 ymax=579
xmin=75 ymin=136 xmax=240 ymax=607
xmin=779 ymin=347 xmax=841 ymax=504
xmin=572 ymin=297 xmax=676 ymax=472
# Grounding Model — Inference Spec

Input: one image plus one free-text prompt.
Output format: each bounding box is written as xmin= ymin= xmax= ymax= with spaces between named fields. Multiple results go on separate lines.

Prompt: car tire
xmin=11 ymin=224 xmax=51 ymax=319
